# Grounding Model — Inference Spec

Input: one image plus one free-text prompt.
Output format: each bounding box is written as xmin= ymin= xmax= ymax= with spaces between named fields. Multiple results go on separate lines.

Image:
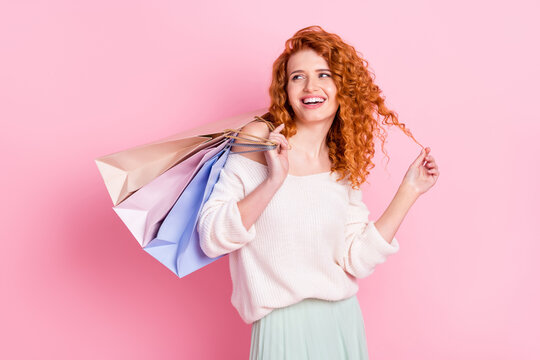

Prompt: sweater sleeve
xmin=197 ymin=158 xmax=257 ymax=258
xmin=339 ymin=185 xmax=400 ymax=279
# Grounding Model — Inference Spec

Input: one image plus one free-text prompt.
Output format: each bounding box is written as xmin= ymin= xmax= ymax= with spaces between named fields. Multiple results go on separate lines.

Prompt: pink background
xmin=2 ymin=0 xmax=539 ymax=359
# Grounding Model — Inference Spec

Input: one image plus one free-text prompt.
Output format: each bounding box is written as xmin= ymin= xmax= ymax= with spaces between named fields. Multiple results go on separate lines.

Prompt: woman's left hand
xmin=401 ymin=147 xmax=440 ymax=196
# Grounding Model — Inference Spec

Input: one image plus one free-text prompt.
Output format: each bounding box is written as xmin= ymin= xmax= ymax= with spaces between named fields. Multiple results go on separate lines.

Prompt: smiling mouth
xmin=301 ymin=98 xmax=326 ymax=105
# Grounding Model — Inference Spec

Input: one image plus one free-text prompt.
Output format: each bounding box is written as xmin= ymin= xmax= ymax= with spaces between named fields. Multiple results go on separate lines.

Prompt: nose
xmin=303 ymin=76 xmax=318 ymax=92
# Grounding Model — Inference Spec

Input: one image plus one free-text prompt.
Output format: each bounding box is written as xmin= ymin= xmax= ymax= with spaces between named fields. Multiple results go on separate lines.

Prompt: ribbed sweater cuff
xmin=364 ymin=221 xmax=400 ymax=256
xmin=198 ymin=199 xmax=257 ymax=258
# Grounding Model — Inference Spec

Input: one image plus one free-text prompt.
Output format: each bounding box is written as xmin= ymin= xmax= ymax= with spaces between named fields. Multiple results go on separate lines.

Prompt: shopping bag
xmin=110 ymin=116 xmax=276 ymax=248
xmin=95 ymin=108 xmax=271 ymax=206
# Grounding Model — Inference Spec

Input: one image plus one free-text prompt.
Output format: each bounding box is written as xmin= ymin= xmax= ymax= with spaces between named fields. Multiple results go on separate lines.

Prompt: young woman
xmin=197 ymin=25 xmax=439 ymax=359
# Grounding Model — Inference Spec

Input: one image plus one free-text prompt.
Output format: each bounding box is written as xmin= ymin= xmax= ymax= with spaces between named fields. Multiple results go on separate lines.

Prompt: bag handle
xmin=222 ymin=115 xmax=281 ymax=154
xmin=224 ymin=142 xmax=277 ymax=154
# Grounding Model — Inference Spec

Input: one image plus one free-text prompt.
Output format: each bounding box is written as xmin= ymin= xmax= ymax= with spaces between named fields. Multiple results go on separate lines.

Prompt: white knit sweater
xmin=196 ymin=152 xmax=400 ymax=324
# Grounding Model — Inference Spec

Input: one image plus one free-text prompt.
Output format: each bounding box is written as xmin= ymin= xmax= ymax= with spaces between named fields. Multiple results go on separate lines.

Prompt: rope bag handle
xmin=221 ymin=116 xmax=281 ymax=154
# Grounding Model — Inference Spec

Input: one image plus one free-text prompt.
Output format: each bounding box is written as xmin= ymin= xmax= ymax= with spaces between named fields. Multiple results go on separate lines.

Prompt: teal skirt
xmin=249 ymin=295 xmax=369 ymax=359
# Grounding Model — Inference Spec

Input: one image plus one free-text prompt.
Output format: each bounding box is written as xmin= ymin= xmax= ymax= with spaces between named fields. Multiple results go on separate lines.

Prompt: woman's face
xmin=286 ymin=48 xmax=339 ymax=124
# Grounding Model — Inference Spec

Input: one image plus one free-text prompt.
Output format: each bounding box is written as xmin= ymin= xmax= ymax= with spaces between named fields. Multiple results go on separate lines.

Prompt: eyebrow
xmin=289 ymin=68 xmax=331 ymax=76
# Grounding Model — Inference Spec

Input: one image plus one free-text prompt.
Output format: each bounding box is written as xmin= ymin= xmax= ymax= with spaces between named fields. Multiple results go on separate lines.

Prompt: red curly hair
xmin=259 ymin=25 xmax=423 ymax=190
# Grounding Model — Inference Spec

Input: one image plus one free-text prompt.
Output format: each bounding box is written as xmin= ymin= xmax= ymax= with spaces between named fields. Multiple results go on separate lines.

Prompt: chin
xmin=303 ymin=111 xmax=334 ymax=121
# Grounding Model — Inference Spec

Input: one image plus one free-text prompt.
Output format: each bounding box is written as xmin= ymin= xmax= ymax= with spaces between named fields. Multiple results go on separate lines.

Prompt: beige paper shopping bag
xmin=95 ymin=108 xmax=275 ymax=206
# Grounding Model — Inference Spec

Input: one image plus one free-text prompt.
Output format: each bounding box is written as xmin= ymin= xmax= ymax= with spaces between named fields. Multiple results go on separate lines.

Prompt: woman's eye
xmin=291 ymin=73 xmax=331 ymax=80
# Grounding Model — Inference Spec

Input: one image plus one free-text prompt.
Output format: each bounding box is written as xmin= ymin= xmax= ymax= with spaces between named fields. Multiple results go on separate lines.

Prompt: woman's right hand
xmin=264 ymin=123 xmax=290 ymax=184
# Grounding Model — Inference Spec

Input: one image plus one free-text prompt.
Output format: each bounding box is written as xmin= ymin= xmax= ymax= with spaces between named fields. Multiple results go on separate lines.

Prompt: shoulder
xmin=230 ymin=120 xmax=271 ymax=166
xmin=344 ymin=178 xmax=363 ymax=203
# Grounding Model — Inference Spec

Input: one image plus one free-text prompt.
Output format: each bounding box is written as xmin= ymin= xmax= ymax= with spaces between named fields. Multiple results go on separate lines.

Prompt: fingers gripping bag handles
xmin=142 ymin=116 xmax=277 ymax=278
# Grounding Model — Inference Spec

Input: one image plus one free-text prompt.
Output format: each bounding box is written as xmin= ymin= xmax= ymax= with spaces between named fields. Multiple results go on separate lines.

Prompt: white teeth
xmin=302 ymin=97 xmax=325 ymax=104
